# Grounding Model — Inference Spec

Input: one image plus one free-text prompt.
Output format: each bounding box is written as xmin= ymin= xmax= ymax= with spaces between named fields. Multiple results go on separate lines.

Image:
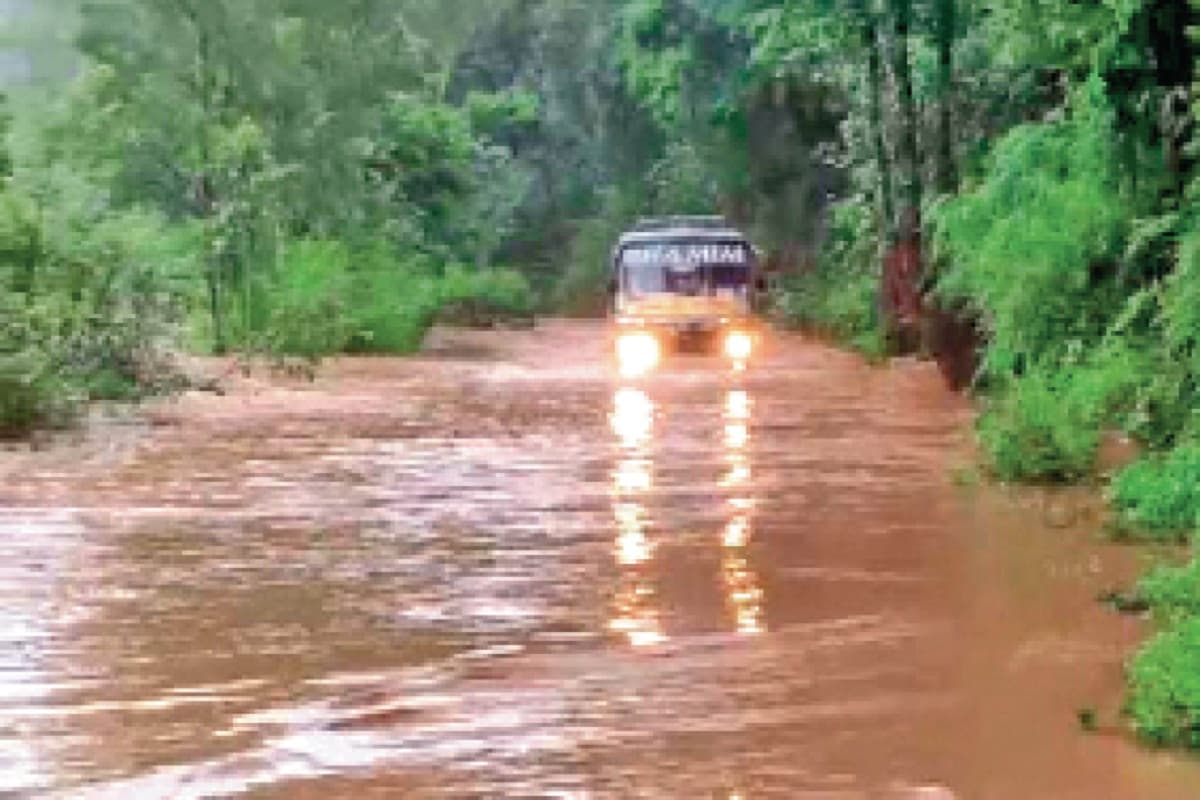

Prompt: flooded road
xmin=1 ymin=321 xmax=1197 ymax=798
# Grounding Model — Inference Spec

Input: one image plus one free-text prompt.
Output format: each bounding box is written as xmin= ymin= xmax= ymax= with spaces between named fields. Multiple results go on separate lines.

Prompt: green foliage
xmin=1127 ymin=616 xmax=1200 ymax=749
xmin=252 ymin=241 xmax=535 ymax=357
xmin=1161 ymin=229 xmax=1200 ymax=380
xmin=980 ymin=0 xmax=1144 ymax=77
xmin=346 ymin=247 xmax=441 ymax=354
xmin=369 ymin=96 xmax=480 ymax=256
xmin=974 ymin=337 xmax=1152 ymax=481
xmin=644 ymin=141 xmax=720 ymax=215
xmin=255 ymin=240 xmax=441 ymax=358
xmin=0 ymin=171 xmax=196 ymax=434
xmin=555 ymin=219 xmax=622 ymax=319
xmin=934 ymin=77 xmax=1129 ymax=378
xmin=1139 ymin=559 xmax=1200 ymax=622
xmin=465 ymin=90 xmax=540 ymax=138
xmin=773 ymin=199 xmax=886 ymax=358
xmin=0 ymin=297 xmax=77 ymax=437
xmin=553 ymin=182 xmax=659 ymax=318
xmin=60 ymin=2 xmax=542 ymax=355
xmin=436 ymin=265 xmax=535 ymax=328
xmin=1113 ymin=445 xmax=1200 ymax=535
xmin=976 ymin=370 xmax=1100 ymax=482
xmin=257 ymin=240 xmax=355 ymax=359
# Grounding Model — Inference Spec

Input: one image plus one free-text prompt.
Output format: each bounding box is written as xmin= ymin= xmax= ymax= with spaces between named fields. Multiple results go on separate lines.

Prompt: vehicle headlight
xmin=617 ymin=332 xmax=661 ymax=377
xmin=724 ymin=331 xmax=753 ymax=361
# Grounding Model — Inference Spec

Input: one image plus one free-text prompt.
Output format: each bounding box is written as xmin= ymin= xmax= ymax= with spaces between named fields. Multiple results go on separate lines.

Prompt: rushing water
xmin=0 ymin=322 xmax=1196 ymax=798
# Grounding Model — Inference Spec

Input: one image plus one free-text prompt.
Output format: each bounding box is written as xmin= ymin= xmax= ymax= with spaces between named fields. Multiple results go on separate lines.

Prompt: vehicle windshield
xmin=620 ymin=242 xmax=751 ymax=299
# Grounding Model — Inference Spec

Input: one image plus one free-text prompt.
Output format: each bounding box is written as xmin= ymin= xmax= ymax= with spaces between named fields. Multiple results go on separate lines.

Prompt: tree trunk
xmin=864 ymin=15 xmax=894 ymax=240
xmin=934 ymin=0 xmax=956 ymax=194
xmin=881 ymin=0 xmax=924 ymax=352
xmin=197 ymin=20 xmax=225 ymax=354
xmin=890 ymin=0 xmax=922 ymax=239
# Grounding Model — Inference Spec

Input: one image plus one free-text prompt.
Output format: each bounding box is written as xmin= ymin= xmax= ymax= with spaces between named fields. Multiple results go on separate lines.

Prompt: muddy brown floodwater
xmin=1 ymin=321 xmax=1198 ymax=799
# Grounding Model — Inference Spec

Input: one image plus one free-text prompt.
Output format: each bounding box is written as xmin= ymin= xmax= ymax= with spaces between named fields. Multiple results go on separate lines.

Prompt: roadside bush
xmin=973 ymin=337 xmax=1150 ymax=481
xmin=977 ymin=369 xmax=1100 ymax=482
xmin=775 ymin=267 xmax=885 ymax=358
xmin=1139 ymin=559 xmax=1200 ymax=622
xmin=258 ymin=240 xmax=355 ymax=358
xmin=933 ymin=76 xmax=1128 ymax=380
xmin=0 ymin=347 xmax=76 ymax=437
xmin=346 ymin=246 xmax=439 ymax=354
xmin=1127 ymin=616 xmax=1200 ymax=749
xmin=258 ymin=241 xmax=538 ymax=357
xmin=1162 ymin=229 xmax=1200 ymax=380
xmin=1112 ymin=444 xmax=1200 ymax=536
xmin=0 ymin=180 xmax=196 ymax=435
xmin=774 ymin=199 xmax=886 ymax=359
xmin=260 ymin=240 xmax=447 ymax=358
xmin=436 ymin=264 xmax=535 ymax=328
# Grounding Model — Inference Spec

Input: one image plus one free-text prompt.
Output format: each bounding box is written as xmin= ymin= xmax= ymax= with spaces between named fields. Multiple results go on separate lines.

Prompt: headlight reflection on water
xmin=611 ymin=387 xmax=653 ymax=448
xmin=607 ymin=386 xmax=765 ymax=645
xmin=609 ymin=387 xmax=664 ymax=647
xmin=723 ymin=388 xmax=765 ymax=637
xmin=726 ymin=389 xmax=751 ymax=420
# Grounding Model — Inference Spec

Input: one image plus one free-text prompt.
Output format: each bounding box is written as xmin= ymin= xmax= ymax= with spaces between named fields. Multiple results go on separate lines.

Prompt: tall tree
xmin=861 ymin=6 xmax=895 ymax=238
xmin=933 ymin=0 xmax=956 ymax=194
xmin=888 ymin=0 xmax=921 ymax=242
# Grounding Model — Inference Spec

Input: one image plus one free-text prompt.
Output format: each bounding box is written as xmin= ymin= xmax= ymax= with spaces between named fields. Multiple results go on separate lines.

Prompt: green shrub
xmin=260 ymin=240 xmax=355 ymax=358
xmin=1138 ymin=559 xmax=1200 ymax=622
xmin=774 ymin=199 xmax=885 ymax=358
xmin=933 ymin=76 xmax=1128 ymax=380
xmin=253 ymin=239 xmax=538 ymax=358
xmin=436 ymin=264 xmax=535 ymax=328
xmin=1127 ymin=616 xmax=1200 ymax=749
xmin=346 ymin=247 xmax=439 ymax=354
xmin=1162 ymin=230 xmax=1200 ymax=381
xmin=977 ymin=370 xmax=1101 ymax=482
xmin=1112 ymin=444 xmax=1200 ymax=535
xmin=0 ymin=352 xmax=75 ymax=437
xmin=0 ymin=296 xmax=79 ymax=437
xmin=259 ymin=240 xmax=445 ymax=357
xmin=975 ymin=340 xmax=1148 ymax=481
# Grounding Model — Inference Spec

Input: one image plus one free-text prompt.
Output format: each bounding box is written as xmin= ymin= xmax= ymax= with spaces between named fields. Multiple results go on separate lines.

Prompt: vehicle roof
xmin=630 ymin=215 xmax=729 ymax=231
xmin=617 ymin=227 xmax=751 ymax=245
xmin=618 ymin=216 xmax=751 ymax=246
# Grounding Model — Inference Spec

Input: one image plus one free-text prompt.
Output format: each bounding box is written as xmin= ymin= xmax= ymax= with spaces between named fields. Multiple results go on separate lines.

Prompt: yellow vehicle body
xmin=617 ymin=294 xmax=747 ymax=324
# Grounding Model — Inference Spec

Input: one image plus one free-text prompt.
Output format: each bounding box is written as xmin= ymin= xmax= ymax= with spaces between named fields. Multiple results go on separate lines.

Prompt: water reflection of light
xmin=721 ymin=454 xmax=751 ymax=488
xmin=723 ymin=552 xmax=765 ymax=636
xmin=726 ymin=390 xmax=751 ymax=421
xmin=723 ymin=516 xmax=749 ymax=548
xmin=611 ymin=388 xmax=653 ymax=448
xmin=614 ymin=457 xmax=652 ymax=494
xmin=722 ymin=389 xmax=765 ymax=636
xmin=609 ymin=388 xmax=665 ymax=647
xmin=728 ymin=496 xmax=755 ymax=513
xmin=614 ymin=503 xmax=653 ymax=566
xmin=609 ymin=583 xmax=665 ymax=647
xmin=724 ymin=422 xmax=749 ymax=450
